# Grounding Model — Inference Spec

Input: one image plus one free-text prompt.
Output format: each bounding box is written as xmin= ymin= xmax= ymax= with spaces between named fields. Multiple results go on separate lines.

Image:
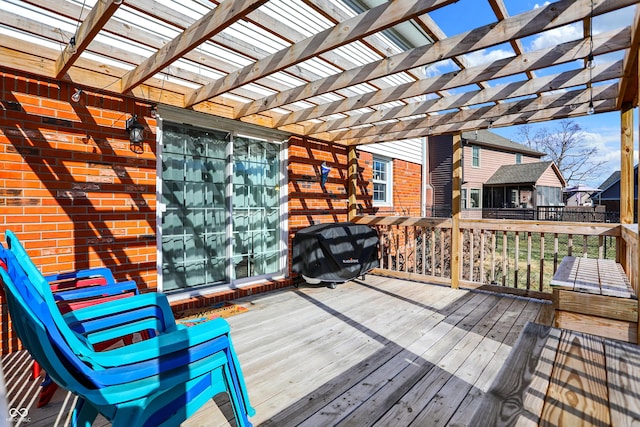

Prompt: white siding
xmin=357 ymin=139 xmax=424 ymax=165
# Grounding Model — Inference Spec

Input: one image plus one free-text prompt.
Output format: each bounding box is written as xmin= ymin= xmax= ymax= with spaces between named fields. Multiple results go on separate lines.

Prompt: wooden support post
xmin=451 ymin=133 xmax=462 ymax=289
xmin=621 ymin=104 xmax=634 ymax=225
xmin=620 ymin=104 xmax=634 ymax=276
xmin=347 ymin=146 xmax=358 ymax=221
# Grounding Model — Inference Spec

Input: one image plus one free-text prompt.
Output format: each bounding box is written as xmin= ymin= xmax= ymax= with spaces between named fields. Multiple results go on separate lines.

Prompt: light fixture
xmin=68 ymin=36 xmax=77 ymax=54
xmin=126 ymin=114 xmax=145 ymax=153
xmin=71 ymin=88 xmax=82 ymax=103
xmin=150 ymin=106 xmax=158 ymax=119
xmin=587 ymin=101 xmax=595 ymax=115
xmin=586 ymin=53 xmax=595 ymax=70
xmin=488 ymin=119 xmax=494 ymax=129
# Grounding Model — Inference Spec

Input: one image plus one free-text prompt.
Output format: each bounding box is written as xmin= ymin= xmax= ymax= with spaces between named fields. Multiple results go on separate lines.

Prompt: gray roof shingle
xmin=461 ymin=130 xmax=545 ymax=157
xmin=485 ymin=161 xmax=554 ymax=185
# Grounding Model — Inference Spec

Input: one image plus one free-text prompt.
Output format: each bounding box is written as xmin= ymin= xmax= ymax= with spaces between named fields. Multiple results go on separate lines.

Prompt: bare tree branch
xmin=517 ymin=119 xmax=605 ymax=185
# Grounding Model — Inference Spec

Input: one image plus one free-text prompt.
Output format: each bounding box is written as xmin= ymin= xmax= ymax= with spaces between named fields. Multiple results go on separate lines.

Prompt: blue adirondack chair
xmin=0 ymin=233 xmax=143 ymax=406
xmin=0 ymin=233 xmax=255 ymax=426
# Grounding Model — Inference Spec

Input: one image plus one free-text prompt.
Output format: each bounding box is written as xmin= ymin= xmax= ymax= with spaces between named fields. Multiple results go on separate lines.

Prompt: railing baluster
xmin=554 ymin=233 xmax=559 ymax=273
xmin=539 ymin=233 xmax=545 ymax=292
xmin=502 ymin=231 xmax=507 ymax=287
xmin=491 ymin=230 xmax=496 ymax=284
xmin=469 ymin=229 xmax=475 ymax=282
xmin=582 ymin=235 xmax=588 ymax=258
xmin=568 ymin=234 xmax=573 ymax=256
xmin=389 ymin=226 xmax=394 ymax=271
xmin=440 ymin=229 xmax=445 ymax=278
xmin=526 ymin=231 xmax=532 ymax=290
xmin=430 ymin=227 xmax=436 ymax=276
xmin=514 ymin=231 xmax=519 ymax=288
xmin=598 ymin=235 xmax=604 ymax=259
xmin=421 ymin=226 xmax=426 ymax=275
xmin=404 ymin=226 xmax=409 ymax=273
xmin=480 ymin=230 xmax=486 ymax=284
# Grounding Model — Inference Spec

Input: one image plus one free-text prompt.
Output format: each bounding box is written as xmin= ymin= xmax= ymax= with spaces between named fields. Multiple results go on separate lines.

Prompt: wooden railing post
xmin=620 ymin=104 xmax=634 ymax=273
xmin=451 ymin=133 xmax=462 ymax=289
xmin=347 ymin=146 xmax=358 ymax=222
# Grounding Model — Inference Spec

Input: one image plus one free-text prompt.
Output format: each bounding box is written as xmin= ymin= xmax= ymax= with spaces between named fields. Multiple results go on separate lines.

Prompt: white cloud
xmin=533 ymin=2 xmax=551 ymax=8
xmin=580 ymin=127 xmax=639 ymax=187
xmin=594 ymin=6 xmax=636 ymax=33
xmin=529 ymin=24 xmax=582 ymax=51
xmin=462 ymin=48 xmax=514 ymax=67
xmin=423 ymin=59 xmax=455 ymax=78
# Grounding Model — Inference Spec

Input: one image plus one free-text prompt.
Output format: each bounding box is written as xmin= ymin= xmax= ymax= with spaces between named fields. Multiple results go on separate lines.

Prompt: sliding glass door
xmin=161 ymin=122 xmax=284 ymax=293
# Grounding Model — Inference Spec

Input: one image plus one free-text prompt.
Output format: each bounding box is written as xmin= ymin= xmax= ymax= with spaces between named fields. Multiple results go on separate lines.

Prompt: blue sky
xmin=427 ymin=1 xmax=638 ymax=188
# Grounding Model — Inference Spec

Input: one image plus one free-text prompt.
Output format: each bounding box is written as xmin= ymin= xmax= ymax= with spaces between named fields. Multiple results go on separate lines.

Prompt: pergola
xmin=2 ymin=0 xmax=640 ymax=282
xmin=1 ymin=0 xmax=637 ymax=139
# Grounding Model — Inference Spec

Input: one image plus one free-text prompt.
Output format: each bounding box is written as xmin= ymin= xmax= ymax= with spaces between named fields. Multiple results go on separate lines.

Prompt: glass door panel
xmin=161 ymin=124 xmax=229 ymax=291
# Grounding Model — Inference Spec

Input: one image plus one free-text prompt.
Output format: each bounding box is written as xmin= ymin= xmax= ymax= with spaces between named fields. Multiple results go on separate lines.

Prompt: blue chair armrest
xmin=53 ymin=280 xmax=138 ymax=301
xmin=63 ymin=293 xmax=176 ymax=334
xmin=44 ymin=267 xmax=116 ymax=285
xmin=91 ymin=318 xmax=231 ymax=366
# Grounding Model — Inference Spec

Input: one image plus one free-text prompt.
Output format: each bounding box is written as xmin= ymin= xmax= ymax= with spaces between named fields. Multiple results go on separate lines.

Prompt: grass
xmin=475 ymin=231 xmax=617 ymax=293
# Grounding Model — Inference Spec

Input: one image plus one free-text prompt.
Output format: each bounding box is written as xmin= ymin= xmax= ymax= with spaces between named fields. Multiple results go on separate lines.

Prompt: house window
xmin=472 ymin=146 xmax=480 ymax=167
xmin=516 ymin=153 xmax=522 ymax=164
xmin=373 ymin=157 xmax=392 ymax=206
xmin=470 ymin=188 xmax=481 ymax=208
xmin=461 ymin=188 xmax=467 ymax=209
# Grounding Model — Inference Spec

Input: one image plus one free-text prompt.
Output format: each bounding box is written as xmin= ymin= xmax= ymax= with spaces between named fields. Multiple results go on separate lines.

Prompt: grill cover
xmin=292 ymin=222 xmax=379 ymax=283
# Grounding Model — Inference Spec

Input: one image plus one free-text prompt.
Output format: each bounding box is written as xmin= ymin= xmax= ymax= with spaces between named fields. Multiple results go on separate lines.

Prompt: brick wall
xmin=0 ymin=70 xmax=423 ymax=353
xmin=0 ymin=69 xmax=158 ymax=352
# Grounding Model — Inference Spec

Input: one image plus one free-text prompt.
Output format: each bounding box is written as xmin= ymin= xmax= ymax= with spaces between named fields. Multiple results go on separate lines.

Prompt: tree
xmin=517 ymin=119 xmax=605 ymax=185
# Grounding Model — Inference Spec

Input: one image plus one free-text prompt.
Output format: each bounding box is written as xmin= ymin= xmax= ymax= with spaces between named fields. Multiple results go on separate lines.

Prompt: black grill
xmin=292 ymin=222 xmax=379 ymax=288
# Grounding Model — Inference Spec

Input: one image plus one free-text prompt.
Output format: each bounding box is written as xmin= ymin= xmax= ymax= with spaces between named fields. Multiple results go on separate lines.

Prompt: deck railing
xmin=353 ymin=215 xmax=632 ymax=298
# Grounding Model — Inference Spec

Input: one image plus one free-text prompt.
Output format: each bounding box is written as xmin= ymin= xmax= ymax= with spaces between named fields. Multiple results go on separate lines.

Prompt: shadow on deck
xmin=3 ymin=276 xmax=552 ymax=426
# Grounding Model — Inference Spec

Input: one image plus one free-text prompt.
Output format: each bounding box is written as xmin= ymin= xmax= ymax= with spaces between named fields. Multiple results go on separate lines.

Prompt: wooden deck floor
xmin=2 ymin=276 xmax=552 ymax=426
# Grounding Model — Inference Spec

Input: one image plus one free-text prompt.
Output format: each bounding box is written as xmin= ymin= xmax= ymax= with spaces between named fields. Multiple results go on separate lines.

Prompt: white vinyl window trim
xmin=372 ymin=156 xmax=393 ymax=207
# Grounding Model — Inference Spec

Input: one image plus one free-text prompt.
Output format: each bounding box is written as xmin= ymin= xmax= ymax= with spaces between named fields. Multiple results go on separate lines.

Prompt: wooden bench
xmin=551 ymin=256 xmax=638 ymax=343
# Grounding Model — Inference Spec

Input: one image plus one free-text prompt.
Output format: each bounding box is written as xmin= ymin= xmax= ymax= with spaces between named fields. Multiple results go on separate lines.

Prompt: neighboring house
xmin=356 ymin=130 xmax=566 ymax=219
xmin=426 ymin=130 xmax=565 ymax=218
xmin=563 ymin=185 xmax=602 ymax=207
xmin=484 ymin=161 xmax=566 ymax=208
xmin=595 ymin=166 xmax=638 ymax=216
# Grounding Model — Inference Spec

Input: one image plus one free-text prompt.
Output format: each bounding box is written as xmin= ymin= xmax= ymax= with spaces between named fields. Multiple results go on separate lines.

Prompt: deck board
xmin=2 ymin=276 xmax=551 ymax=427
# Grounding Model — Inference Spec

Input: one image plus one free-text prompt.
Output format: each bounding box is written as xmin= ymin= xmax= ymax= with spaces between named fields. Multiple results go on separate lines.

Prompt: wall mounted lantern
xmin=126 ymin=114 xmax=145 ymax=154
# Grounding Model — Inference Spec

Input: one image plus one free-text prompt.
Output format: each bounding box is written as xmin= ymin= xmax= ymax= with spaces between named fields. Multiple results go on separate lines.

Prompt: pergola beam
xmin=343 ymin=98 xmax=618 ymax=146
xmin=487 ymin=0 xmax=535 ymax=80
xmin=54 ymin=0 xmax=121 ymax=79
xmin=324 ymin=83 xmax=618 ymax=142
xmin=238 ymin=0 xmax=636 ymax=121
xmin=304 ymin=49 xmax=626 ymax=135
xmin=331 ymin=84 xmax=618 ymax=143
xmin=300 ymin=28 xmax=630 ymax=133
xmin=186 ymin=0 xmax=456 ymax=107
xmin=617 ymin=4 xmax=640 ymax=107
xmin=120 ymin=0 xmax=268 ymax=93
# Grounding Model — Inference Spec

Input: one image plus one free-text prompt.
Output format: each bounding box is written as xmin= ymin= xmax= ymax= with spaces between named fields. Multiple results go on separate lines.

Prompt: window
xmin=373 ymin=157 xmax=392 ymax=206
xmin=470 ymin=188 xmax=481 ymax=208
xmin=461 ymin=188 xmax=467 ymax=209
xmin=537 ymin=186 xmax=562 ymax=206
xmin=472 ymin=146 xmax=480 ymax=167
xmin=516 ymin=153 xmax=522 ymax=164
